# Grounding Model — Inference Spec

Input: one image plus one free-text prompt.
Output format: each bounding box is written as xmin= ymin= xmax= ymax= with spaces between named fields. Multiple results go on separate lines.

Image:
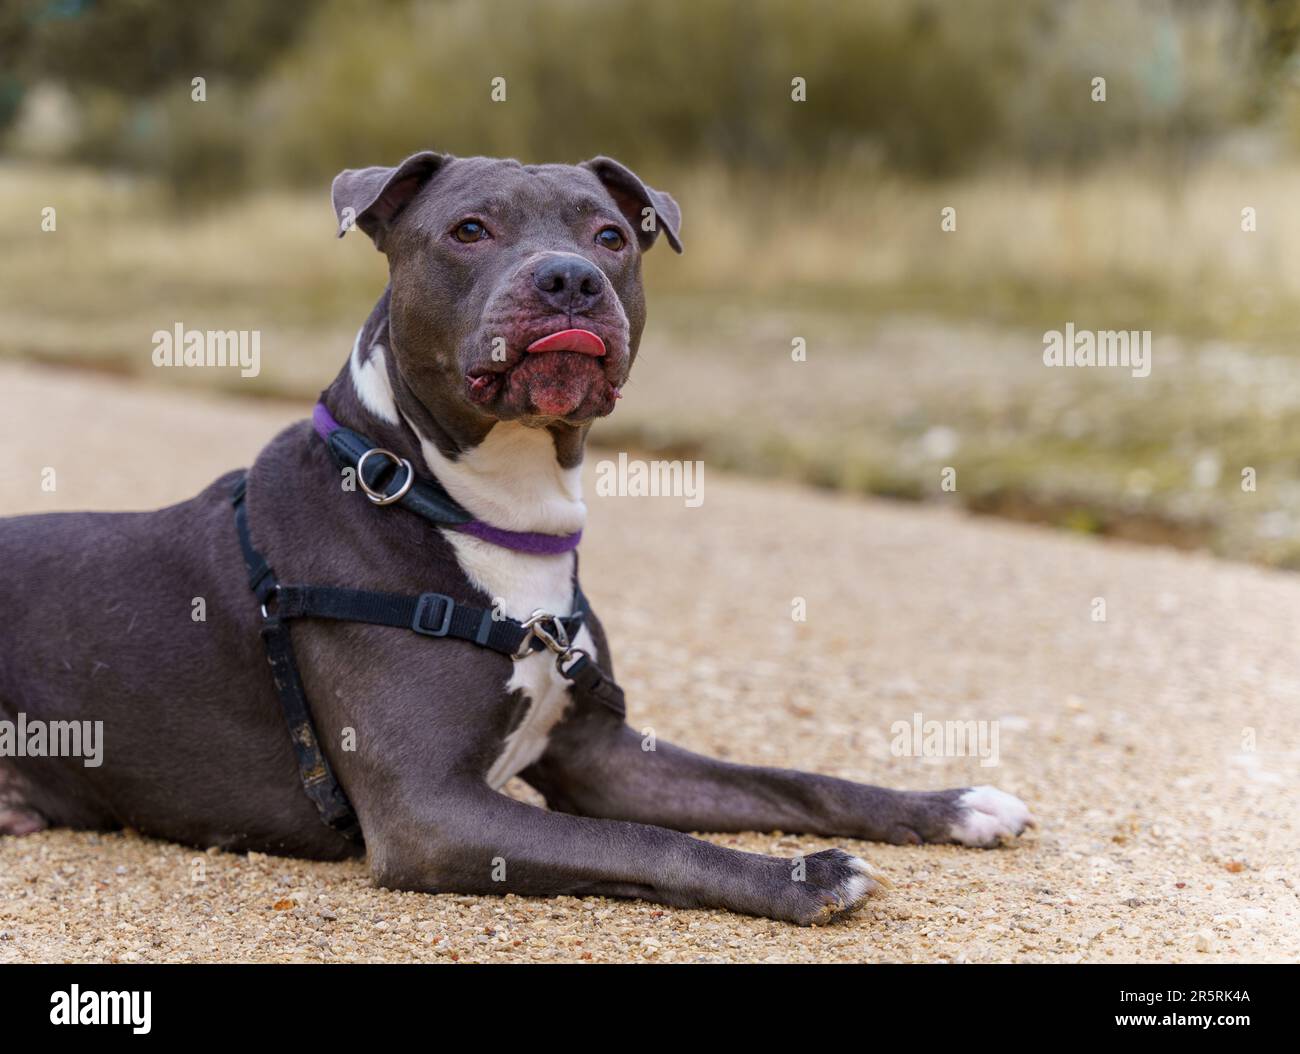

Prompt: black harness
xmin=231 ymin=413 xmax=626 ymax=844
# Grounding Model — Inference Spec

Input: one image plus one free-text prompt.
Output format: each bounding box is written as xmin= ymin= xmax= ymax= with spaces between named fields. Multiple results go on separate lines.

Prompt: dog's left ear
xmin=582 ymin=157 xmax=683 ymax=254
xmin=331 ymin=151 xmax=448 ymax=250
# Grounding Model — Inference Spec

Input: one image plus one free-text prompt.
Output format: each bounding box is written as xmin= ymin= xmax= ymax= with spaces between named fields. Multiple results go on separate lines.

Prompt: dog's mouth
xmin=467 ymin=327 xmax=622 ymax=421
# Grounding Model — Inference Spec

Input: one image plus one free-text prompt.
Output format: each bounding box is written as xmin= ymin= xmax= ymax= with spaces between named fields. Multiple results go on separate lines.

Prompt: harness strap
xmin=232 ymin=477 xmax=362 ymax=843
xmin=272 ymin=584 xmax=586 ymax=659
xmin=230 ymin=473 xmax=626 ymax=843
xmin=560 ymin=652 xmax=627 ymax=717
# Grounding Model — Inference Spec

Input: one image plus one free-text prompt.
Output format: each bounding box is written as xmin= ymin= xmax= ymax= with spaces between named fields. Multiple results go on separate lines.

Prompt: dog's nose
xmin=533 ymin=255 xmax=605 ymax=312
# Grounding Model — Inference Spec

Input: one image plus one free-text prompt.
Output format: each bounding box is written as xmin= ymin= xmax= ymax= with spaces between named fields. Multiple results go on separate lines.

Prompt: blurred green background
xmin=4 ymin=0 xmax=1300 ymax=563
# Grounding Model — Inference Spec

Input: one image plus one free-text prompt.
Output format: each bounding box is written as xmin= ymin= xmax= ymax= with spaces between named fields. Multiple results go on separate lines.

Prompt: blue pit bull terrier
xmin=0 ymin=152 xmax=1032 ymax=925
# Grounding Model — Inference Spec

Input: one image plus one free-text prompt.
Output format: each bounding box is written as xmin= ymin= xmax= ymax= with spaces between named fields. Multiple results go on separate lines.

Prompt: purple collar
xmin=312 ymin=401 xmax=583 ymax=556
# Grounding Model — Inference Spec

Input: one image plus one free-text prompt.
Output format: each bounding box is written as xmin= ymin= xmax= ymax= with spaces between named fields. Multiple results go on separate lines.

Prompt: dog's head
xmin=332 ymin=152 xmax=681 ymax=427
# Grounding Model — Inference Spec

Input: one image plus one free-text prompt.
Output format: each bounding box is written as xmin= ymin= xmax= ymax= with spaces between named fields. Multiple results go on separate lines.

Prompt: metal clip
xmin=512 ymin=609 xmax=571 ymax=660
xmin=555 ymin=647 xmax=589 ymax=678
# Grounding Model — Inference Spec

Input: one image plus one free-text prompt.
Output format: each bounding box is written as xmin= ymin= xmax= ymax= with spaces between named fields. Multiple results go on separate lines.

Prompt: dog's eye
xmin=595 ymin=226 xmax=625 ymax=251
xmin=453 ymin=220 xmax=489 ymax=244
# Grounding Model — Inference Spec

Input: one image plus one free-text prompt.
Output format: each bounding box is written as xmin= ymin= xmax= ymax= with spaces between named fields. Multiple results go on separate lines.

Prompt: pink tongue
xmin=525 ymin=329 xmax=606 ymax=356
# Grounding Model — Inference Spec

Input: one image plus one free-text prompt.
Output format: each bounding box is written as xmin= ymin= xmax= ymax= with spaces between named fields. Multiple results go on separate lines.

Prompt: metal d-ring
xmin=356 ymin=448 xmax=414 ymax=506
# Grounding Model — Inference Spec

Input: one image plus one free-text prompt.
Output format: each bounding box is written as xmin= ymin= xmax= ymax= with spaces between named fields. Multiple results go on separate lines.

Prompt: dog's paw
xmin=0 ymin=806 xmax=47 ymax=837
xmin=791 ymin=848 xmax=891 ymax=926
xmin=948 ymin=785 xmax=1034 ymax=847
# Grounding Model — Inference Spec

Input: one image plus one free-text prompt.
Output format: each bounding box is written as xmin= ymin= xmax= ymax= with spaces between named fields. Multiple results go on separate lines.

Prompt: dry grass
xmin=6 ymin=157 xmax=1300 ymax=346
xmin=662 ymin=158 xmax=1300 ymax=338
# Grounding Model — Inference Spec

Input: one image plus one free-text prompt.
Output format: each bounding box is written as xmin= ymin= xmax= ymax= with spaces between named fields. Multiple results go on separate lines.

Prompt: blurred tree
xmin=1242 ymin=0 xmax=1300 ymax=113
xmin=2 ymin=0 xmax=1297 ymax=195
xmin=0 ymin=0 xmax=318 ymax=192
xmin=0 ymin=0 xmax=316 ymax=96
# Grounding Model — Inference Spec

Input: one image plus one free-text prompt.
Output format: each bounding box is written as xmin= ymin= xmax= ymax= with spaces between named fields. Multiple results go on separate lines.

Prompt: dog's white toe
xmin=949 ymin=785 xmax=1034 ymax=847
xmin=837 ymin=854 xmax=892 ymax=906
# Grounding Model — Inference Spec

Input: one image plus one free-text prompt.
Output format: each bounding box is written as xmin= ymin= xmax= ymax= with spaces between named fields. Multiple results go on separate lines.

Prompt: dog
xmin=0 ymin=152 xmax=1031 ymax=925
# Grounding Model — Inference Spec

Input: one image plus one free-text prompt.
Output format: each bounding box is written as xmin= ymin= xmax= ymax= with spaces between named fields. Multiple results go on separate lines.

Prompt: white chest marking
xmin=350 ymin=342 xmax=598 ymax=787
xmin=410 ymin=420 xmax=594 ymax=789
xmin=445 ymin=532 xmax=597 ymax=789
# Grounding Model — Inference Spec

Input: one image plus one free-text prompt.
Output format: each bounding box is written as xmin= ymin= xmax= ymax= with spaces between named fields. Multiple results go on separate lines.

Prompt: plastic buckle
xmin=411 ymin=593 xmax=455 ymax=636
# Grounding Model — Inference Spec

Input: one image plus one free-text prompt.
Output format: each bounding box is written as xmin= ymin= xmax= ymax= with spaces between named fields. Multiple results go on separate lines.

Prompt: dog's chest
xmin=444 ymin=534 xmax=595 ymax=789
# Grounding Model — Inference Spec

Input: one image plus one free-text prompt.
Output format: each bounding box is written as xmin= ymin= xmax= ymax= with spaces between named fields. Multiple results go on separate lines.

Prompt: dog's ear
xmin=331 ymin=151 xmax=447 ymax=249
xmin=582 ymin=157 xmax=682 ymax=254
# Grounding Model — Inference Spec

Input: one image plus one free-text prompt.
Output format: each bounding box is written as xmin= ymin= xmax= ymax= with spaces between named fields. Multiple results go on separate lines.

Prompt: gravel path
xmin=1 ymin=362 xmax=1297 ymax=963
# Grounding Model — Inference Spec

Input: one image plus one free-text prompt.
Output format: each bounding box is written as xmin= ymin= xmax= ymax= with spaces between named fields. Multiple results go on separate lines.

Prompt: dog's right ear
xmin=331 ymin=151 xmax=447 ymax=250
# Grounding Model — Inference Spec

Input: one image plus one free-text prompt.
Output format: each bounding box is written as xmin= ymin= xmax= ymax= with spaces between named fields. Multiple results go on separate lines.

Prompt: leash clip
xmin=512 ymin=609 xmax=570 ymax=661
xmin=513 ymin=612 xmax=593 ymax=682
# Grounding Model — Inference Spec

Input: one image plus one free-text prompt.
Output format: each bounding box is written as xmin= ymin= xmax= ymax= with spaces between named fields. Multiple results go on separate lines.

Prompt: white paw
xmin=836 ymin=854 xmax=893 ymax=907
xmin=949 ymin=785 xmax=1034 ymax=847
xmin=796 ymin=849 xmax=892 ymax=926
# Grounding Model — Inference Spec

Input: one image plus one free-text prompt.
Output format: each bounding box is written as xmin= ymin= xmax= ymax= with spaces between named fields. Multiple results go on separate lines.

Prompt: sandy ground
xmin=0 ymin=360 xmax=1297 ymax=964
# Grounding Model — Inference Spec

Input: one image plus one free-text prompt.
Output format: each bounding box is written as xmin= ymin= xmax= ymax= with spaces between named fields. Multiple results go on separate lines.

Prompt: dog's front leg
xmin=362 ymin=783 xmax=886 ymax=926
xmin=524 ymin=713 xmax=1033 ymax=848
